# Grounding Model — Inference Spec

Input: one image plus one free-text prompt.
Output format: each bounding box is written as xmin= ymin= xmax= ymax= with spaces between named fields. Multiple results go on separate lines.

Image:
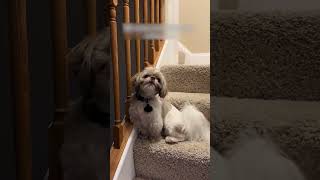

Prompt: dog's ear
xmin=159 ymin=73 xmax=168 ymax=98
xmin=131 ymin=72 xmax=140 ymax=94
xmin=67 ymin=36 xmax=93 ymax=79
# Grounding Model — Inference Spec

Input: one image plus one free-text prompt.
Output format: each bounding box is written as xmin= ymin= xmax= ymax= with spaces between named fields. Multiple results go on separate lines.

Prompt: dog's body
xmin=163 ymin=104 xmax=210 ymax=143
xmin=60 ymin=28 xmax=110 ymax=180
xmin=129 ymin=67 xmax=209 ymax=143
xmin=129 ymin=94 xmax=164 ymax=140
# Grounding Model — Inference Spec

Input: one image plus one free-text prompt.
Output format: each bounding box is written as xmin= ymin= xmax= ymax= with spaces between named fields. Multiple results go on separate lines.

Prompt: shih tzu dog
xmin=129 ymin=67 xmax=167 ymax=140
xmin=60 ymin=28 xmax=110 ymax=180
xmin=129 ymin=67 xmax=210 ymax=143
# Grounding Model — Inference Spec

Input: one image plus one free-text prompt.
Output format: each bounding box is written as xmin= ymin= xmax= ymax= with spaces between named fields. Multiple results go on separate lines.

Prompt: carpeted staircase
xmin=133 ymin=64 xmax=210 ymax=180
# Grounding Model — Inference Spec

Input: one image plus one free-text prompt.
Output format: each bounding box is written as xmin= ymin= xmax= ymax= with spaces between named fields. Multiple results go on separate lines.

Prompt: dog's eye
xmin=143 ymin=74 xmax=150 ymax=78
xmin=157 ymin=78 xmax=161 ymax=82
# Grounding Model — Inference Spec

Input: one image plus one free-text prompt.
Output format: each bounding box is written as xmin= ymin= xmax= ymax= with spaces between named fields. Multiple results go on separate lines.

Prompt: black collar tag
xmin=144 ymin=104 xmax=153 ymax=112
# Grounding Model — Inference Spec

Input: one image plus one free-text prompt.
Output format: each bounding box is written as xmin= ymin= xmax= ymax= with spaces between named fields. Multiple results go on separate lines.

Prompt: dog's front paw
xmin=165 ymin=136 xmax=178 ymax=144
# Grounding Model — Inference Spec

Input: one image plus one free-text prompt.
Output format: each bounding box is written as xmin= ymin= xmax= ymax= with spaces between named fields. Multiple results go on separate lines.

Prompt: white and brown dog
xmin=129 ymin=67 xmax=210 ymax=143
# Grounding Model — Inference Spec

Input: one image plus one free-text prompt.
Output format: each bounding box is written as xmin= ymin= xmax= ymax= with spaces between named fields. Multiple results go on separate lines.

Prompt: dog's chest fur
xmin=129 ymin=96 xmax=163 ymax=137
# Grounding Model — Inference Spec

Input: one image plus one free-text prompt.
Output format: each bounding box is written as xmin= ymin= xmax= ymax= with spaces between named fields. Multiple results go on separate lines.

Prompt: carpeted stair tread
xmin=166 ymin=92 xmax=210 ymax=122
xmin=160 ymin=64 xmax=210 ymax=93
xmin=134 ymin=138 xmax=209 ymax=180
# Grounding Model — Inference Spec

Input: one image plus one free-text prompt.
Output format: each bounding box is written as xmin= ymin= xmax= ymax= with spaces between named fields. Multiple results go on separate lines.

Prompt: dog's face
xmin=131 ymin=67 xmax=167 ymax=98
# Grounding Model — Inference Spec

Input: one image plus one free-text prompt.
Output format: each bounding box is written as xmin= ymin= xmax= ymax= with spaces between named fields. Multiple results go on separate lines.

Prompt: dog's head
xmin=131 ymin=67 xmax=167 ymax=98
xmin=67 ymin=28 xmax=110 ymax=114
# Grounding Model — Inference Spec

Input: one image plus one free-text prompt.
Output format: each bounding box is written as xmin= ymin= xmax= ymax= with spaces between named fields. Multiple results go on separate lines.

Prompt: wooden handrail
xmin=108 ymin=0 xmax=123 ymax=149
xmin=9 ymin=0 xmax=32 ymax=179
xmin=86 ymin=0 xmax=97 ymax=37
xmin=134 ymin=0 xmax=141 ymax=72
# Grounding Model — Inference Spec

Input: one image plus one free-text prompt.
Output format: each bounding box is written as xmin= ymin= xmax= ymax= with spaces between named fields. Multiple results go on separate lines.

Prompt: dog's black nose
xmin=151 ymin=76 xmax=155 ymax=81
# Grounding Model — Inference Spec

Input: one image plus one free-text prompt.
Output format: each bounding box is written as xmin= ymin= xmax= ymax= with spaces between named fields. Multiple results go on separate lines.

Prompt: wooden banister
xmin=124 ymin=0 xmax=132 ymax=121
xmin=86 ymin=0 xmax=97 ymax=37
xmin=143 ymin=0 xmax=149 ymax=66
xmin=108 ymin=0 xmax=123 ymax=149
xmin=9 ymin=0 xmax=32 ymax=179
xmin=134 ymin=0 xmax=141 ymax=72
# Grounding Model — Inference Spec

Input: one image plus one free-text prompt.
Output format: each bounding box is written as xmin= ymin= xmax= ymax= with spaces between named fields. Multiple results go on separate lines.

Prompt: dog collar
xmin=135 ymin=93 xmax=153 ymax=113
xmin=136 ymin=93 xmax=151 ymax=103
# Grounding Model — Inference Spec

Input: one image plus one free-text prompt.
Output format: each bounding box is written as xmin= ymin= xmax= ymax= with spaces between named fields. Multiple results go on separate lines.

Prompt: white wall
xmin=179 ymin=0 xmax=210 ymax=53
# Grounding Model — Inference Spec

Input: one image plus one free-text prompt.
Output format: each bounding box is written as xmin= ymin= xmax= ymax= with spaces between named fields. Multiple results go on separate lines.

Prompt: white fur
xmin=163 ymin=104 xmax=210 ymax=143
xmin=211 ymin=137 xmax=305 ymax=180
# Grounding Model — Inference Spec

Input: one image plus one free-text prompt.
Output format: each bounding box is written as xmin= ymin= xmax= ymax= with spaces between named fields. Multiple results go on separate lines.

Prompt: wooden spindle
xmin=143 ymin=0 xmax=149 ymax=66
xmin=160 ymin=0 xmax=164 ymax=23
xmin=86 ymin=0 xmax=97 ymax=37
xmin=155 ymin=0 xmax=160 ymax=51
xmin=108 ymin=0 xmax=123 ymax=149
xmin=50 ymin=0 xmax=69 ymax=179
xmin=160 ymin=0 xmax=164 ymax=42
xmin=134 ymin=0 xmax=141 ymax=72
xmin=150 ymin=0 xmax=155 ymax=64
xmin=124 ymin=0 xmax=131 ymax=121
xmin=9 ymin=0 xmax=32 ymax=179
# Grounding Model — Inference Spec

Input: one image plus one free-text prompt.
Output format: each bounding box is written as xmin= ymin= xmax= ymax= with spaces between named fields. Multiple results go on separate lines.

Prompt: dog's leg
xmin=165 ymin=136 xmax=186 ymax=144
xmin=165 ymin=131 xmax=187 ymax=144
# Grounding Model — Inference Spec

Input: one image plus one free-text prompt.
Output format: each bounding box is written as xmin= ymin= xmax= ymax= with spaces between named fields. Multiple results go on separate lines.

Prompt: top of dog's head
xmin=67 ymin=28 xmax=111 ymax=113
xmin=131 ymin=67 xmax=168 ymax=98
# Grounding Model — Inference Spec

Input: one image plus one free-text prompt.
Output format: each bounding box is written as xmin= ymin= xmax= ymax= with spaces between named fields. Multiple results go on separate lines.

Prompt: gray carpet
xmin=134 ymin=138 xmax=209 ymax=180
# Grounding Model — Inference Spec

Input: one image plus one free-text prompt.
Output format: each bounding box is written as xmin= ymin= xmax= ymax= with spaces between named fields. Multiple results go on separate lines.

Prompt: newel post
xmin=108 ymin=0 xmax=123 ymax=149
